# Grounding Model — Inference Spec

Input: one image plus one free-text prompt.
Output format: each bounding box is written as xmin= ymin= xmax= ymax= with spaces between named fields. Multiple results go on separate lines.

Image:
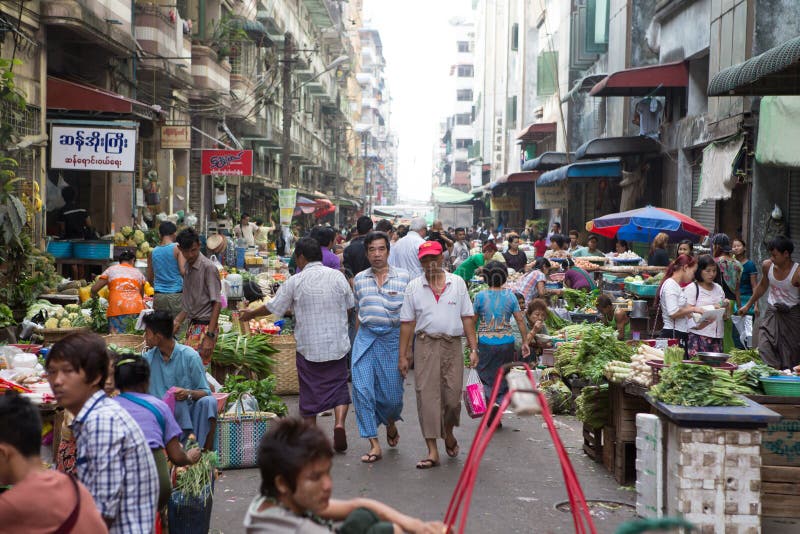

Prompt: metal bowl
xmin=696 ymin=352 xmax=731 ymax=365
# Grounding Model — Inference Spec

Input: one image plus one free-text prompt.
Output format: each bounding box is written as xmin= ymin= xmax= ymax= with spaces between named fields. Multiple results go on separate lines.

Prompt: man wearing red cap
xmin=399 ymin=240 xmax=478 ymax=469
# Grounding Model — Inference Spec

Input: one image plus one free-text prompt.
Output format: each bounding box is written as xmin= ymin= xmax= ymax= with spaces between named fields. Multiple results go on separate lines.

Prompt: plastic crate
xmin=46 ymin=240 xmax=73 ymax=258
xmin=760 ymin=376 xmax=800 ymax=397
xmin=625 ymin=282 xmax=658 ymax=298
xmin=72 ymin=241 xmax=113 ymax=260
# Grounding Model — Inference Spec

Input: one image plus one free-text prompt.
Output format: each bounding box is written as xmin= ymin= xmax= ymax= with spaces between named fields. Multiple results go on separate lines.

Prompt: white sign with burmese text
xmin=535 ymin=182 xmax=568 ymax=209
xmin=50 ymin=125 xmax=137 ymax=172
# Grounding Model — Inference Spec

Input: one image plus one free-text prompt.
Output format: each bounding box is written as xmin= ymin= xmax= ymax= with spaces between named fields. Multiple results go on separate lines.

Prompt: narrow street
xmin=210 ymin=371 xmax=636 ymax=533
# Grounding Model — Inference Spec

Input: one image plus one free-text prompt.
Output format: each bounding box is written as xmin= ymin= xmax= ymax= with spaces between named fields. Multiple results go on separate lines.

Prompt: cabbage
xmin=121 ymin=226 xmax=134 ymax=238
xmin=58 ymin=318 xmax=72 ymax=328
xmin=133 ymin=230 xmax=146 ymax=245
xmin=44 ymin=317 xmax=59 ymax=329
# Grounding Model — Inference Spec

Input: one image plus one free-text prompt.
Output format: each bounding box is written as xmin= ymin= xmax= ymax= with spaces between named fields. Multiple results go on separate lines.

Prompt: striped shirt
xmin=267 ymin=262 xmax=355 ymax=362
xmin=72 ymin=390 xmax=159 ymax=534
xmin=354 ymin=267 xmax=411 ymax=330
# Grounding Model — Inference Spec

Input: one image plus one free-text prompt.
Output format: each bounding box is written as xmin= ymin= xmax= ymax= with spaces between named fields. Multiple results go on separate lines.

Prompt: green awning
xmin=233 ymin=19 xmax=272 ymax=43
xmin=708 ymin=36 xmax=800 ymax=96
xmin=432 ymin=186 xmax=473 ymax=204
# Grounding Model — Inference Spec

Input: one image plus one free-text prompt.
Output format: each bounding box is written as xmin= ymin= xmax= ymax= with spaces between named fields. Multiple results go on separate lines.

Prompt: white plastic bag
xmin=226 ymin=393 xmax=259 ymax=416
xmin=731 ymin=315 xmax=753 ymax=348
xmin=45 ymin=174 xmax=69 ymax=212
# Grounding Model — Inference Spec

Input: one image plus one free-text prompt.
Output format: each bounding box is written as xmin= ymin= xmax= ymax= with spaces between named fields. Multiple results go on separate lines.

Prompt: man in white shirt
xmin=388 ymin=217 xmax=427 ymax=278
xmin=241 ymin=238 xmax=355 ymax=452
xmin=399 ymin=241 xmax=478 ymax=470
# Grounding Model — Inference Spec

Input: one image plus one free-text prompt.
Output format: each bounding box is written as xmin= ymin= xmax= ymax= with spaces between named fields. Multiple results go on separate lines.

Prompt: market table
xmin=638 ymin=394 xmax=781 ymax=532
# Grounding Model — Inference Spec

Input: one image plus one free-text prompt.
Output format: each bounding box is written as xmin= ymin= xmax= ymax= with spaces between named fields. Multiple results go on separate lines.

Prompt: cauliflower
xmin=67 ymin=312 xmax=79 ymax=321
xmin=53 ymin=307 xmax=66 ymax=319
xmin=135 ymin=250 xmax=145 ymax=260
xmin=127 ymin=238 xmax=138 ymax=247
xmin=44 ymin=317 xmax=59 ymax=329
xmin=121 ymin=225 xmax=134 ymax=238
xmin=65 ymin=304 xmax=81 ymax=314
xmin=139 ymin=242 xmax=151 ymax=254
xmin=58 ymin=318 xmax=72 ymax=328
xmin=114 ymin=232 xmax=126 ymax=245
xmin=133 ymin=230 xmax=146 ymax=245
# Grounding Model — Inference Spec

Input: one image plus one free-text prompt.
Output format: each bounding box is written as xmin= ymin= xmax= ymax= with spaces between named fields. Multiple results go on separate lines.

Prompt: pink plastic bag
xmin=463 ymin=369 xmax=487 ymax=419
xmin=163 ymin=387 xmax=179 ymax=413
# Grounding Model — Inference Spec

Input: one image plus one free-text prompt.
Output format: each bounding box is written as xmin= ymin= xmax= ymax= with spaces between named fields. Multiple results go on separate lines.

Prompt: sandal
xmin=361 ymin=453 xmax=382 ymax=464
xmin=333 ymin=427 xmax=348 ymax=453
xmin=445 ymin=438 xmax=459 ymax=458
xmin=386 ymin=426 xmax=399 ymax=448
xmin=415 ymin=458 xmax=440 ymax=469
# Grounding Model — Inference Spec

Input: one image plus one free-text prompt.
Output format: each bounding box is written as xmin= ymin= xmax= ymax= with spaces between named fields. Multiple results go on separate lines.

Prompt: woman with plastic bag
xmin=472 ymin=261 xmax=529 ymax=426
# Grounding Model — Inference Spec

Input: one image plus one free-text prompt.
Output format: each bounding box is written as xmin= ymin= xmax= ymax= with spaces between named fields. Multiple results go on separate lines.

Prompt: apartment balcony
xmin=41 ymin=0 xmax=136 ymax=55
xmin=229 ymin=75 xmax=257 ymax=125
xmin=134 ymin=3 xmax=192 ymax=89
xmin=303 ymin=0 xmax=338 ymax=29
xmin=190 ymin=45 xmax=231 ymax=109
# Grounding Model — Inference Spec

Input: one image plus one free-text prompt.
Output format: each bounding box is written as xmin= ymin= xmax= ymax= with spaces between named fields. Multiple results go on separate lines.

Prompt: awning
xmin=708 ymin=36 xmax=800 ymax=96
xmin=469 ymin=185 xmax=488 ymax=195
xmin=337 ymin=198 xmax=362 ymax=209
xmin=489 ymin=171 xmax=540 ymax=190
xmin=233 ymin=18 xmax=272 ymax=43
xmin=574 ymin=136 xmax=661 ymax=160
xmin=516 ymin=122 xmax=556 ymax=143
xmin=522 ymin=152 xmax=575 ymax=171
xmin=432 ymin=186 xmax=474 ymax=204
xmin=47 ymin=77 xmax=162 ymax=120
xmin=696 ymin=135 xmax=744 ymax=206
xmin=562 ymin=74 xmax=607 ymax=102
xmin=589 ymin=61 xmax=689 ymax=97
xmin=537 ymin=158 xmax=622 ymax=187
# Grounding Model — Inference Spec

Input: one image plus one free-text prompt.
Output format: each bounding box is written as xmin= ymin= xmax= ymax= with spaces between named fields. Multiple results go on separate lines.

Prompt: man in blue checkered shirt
xmin=46 ymin=332 xmax=159 ymax=533
xmin=352 ymin=231 xmax=411 ymax=464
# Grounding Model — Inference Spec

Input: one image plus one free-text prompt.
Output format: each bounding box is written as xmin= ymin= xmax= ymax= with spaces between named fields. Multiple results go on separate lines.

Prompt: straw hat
xmin=206 ymin=233 xmax=227 ymax=254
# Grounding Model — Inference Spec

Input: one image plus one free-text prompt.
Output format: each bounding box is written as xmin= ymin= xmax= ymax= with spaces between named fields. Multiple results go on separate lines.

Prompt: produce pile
xmin=729 ymin=349 xmax=760 ymax=365
xmin=220 ymin=375 xmax=287 ymax=416
xmin=28 ymin=301 xmax=91 ymax=330
xmin=174 ymin=448 xmax=218 ymax=502
xmin=113 ymin=226 xmax=155 ymax=259
xmin=554 ymin=324 xmax=634 ymax=384
xmin=650 ymin=363 xmax=751 ymax=407
xmin=0 ymin=304 xmax=15 ymax=328
xmin=604 ymin=345 xmax=683 ymax=386
xmin=538 ymin=368 xmax=573 ymax=415
xmin=211 ymin=333 xmax=277 ymax=378
xmin=623 ymin=272 xmax=664 ymax=285
xmin=575 ymin=384 xmax=609 ymax=429
xmin=561 ymin=288 xmax=599 ymax=312
xmin=573 ymin=258 xmax=604 ymax=271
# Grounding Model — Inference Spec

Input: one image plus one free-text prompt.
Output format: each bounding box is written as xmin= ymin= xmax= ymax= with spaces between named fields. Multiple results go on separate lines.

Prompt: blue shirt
xmin=151 ymin=243 xmax=183 ymax=293
xmin=354 ymin=266 xmax=411 ymax=332
xmin=473 ymin=289 xmax=520 ymax=345
xmin=740 ymin=259 xmax=757 ymax=298
xmin=143 ymin=343 xmax=211 ymax=398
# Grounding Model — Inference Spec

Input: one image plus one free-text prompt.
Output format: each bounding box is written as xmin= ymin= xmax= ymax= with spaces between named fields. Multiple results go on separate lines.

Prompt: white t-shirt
xmin=659 ymin=278 xmax=688 ymax=332
xmin=400 ymin=272 xmax=474 ymax=336
xmin=388 ymin=232 xmax=425 ymax=279
xmin=684 ymin=282 xmax=726 ymax=338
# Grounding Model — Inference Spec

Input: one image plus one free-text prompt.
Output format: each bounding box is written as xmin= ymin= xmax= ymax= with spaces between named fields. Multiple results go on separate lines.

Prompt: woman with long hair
xmin=677 ymin=239 xmax=694 ymax=257
xmin=654 ymin=254 xmax=704 ymax=348
xmin=684 ymin=255 xmax=729 ymax=357
xmin=648 ymin=232 xmax=671 ymax=267
xmin=731 ymin=238 xmax=757 ymax=348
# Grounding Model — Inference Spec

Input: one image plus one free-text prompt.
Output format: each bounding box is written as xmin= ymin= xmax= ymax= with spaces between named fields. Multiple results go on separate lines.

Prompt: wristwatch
xmin=187 ymin=392 xmax=193 ymax=402
xmin=205 ymin=331 xmax=217 ymax=340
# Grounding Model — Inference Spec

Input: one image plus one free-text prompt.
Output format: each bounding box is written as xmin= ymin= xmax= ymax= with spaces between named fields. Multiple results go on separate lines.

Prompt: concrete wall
xmin=753 ymin=0 xmax=800 ymax=54
xmin=657 ymin=0 xmax=711 ymax=63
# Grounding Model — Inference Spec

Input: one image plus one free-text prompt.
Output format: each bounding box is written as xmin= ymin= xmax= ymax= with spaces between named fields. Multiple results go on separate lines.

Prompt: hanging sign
xmin=201 ymin=150 xmax=253 ymax=176
xmin=160 ymin=125 xmax=191 ymax=149
xmin=535 ymin=182 xmax=568 ymax=209
xmin=50 ymin=125 xmax=137 ymax=172
xmin=490 ymin=196 xmax=521 ymax=211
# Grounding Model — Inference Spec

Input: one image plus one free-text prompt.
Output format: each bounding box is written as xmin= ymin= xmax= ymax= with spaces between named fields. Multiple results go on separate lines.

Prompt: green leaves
xmin=651 ymin=363 xmax=746 ymax=407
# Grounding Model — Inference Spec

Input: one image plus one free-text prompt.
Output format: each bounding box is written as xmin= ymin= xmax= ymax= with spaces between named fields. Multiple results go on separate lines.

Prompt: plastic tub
xmin=46 ymin=240 xmax=73 ymax=258
xmin=73 ymin=240 xmax=113 ymax=260
xmin=760 ymin=376 xmax=800 ymax=397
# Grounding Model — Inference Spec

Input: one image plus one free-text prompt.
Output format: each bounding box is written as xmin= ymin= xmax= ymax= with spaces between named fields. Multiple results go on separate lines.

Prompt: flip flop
xmin=415 ymin=458 xmax=440 ymax=469
xmin=361 ymin=453 xmax=382 ymax=464
xmin=386 ymin=427 xmax=399 ymax=447
xmin=333 ymin=427 xmax=348 ymax=453
xmin=445 ymin=439 xmax=459 ymax=458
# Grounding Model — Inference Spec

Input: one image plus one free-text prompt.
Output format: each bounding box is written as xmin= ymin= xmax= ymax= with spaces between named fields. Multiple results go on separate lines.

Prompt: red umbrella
xmin=585 ymin=205 xmax=709 ymax=242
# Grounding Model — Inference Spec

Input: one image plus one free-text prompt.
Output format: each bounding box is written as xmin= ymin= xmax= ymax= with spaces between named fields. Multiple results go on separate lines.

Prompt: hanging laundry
xmin=634 ymin=97 xmax=663 ymax=139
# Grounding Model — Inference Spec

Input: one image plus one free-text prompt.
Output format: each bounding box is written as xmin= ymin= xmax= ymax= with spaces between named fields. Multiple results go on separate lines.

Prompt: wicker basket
xmin=40 ymin=327 xmax=91 ymax=345
xmin=103 ymin=334 xmax=146 ymax=353
xmin=270 ymin=334 xmax=299 ymax=395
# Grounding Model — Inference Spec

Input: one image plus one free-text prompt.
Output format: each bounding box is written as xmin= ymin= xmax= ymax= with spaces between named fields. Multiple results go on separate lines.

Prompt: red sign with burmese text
xmin=201 ymin=150 xmax=253 ymax=176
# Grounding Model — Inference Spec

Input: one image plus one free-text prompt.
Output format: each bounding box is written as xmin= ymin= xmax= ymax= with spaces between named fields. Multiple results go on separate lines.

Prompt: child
xmin=533 ymin=232 xmax=547 ymax=259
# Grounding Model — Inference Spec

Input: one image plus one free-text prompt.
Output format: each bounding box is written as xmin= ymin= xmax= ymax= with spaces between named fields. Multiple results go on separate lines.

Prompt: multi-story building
xmin=356 ymin=28 xmax=397 ymax=211
xmin=436 ymin=15 xmax=476 ymax=193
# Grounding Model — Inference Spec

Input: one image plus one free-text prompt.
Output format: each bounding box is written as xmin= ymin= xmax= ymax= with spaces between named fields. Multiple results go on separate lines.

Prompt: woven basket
xmin=40 ymin=327 xmax=91 ymax=345
xmin=270 ymin=334 xmax=299 ymax=395
xmin=103 ymin=334 xmax=146 ymax=353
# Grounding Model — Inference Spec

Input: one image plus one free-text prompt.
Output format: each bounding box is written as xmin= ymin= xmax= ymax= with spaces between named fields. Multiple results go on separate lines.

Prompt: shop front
xmin=487 ymin=171 xmax=540 ymax=232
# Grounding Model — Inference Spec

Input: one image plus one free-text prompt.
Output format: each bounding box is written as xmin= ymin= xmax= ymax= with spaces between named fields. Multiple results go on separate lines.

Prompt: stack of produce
xmin=538 ymin=368 xmax=573 ymax=414
xmin=729 ymin=349 xmax=760 ymax=365
xmin=220 ymin=375 xmax=288 ymax=415
xmin=575 ymin=384 xmax=609 ymax=429
xmin=650 ymin=363 xmax=750 ymax=407
xmin=113 ymin=226 xmax=152 ymax=259
xmin=603 ymin=360 xmax=632 ymax=384
xmin=561 ymin=288 xmax=599 ymax=312
xmin=554 ymin=341 xmax=581 ymax=378
xmin=211 ymin=333 xmax=277 ymax=378
xmin=732 ymin=363 xmax=779 ymax=394
xmin=574 ymin=324 xmax=634 ymax=384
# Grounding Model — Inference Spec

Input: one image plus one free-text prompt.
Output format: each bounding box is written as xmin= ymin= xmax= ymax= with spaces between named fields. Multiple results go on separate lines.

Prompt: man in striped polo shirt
xmin=352 ymin=231 xmax=411 ymax=464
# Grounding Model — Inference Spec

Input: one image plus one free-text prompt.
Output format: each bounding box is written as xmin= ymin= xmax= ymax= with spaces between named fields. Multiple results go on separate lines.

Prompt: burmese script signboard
xmin=50 ymin=125 xmax=137 ymax=172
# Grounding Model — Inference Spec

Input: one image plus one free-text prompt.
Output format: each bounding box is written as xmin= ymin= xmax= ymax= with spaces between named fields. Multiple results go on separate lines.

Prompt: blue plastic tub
xmin=46 ymin=240 xmax=73 ymax=258
xmin=72 ymin=240 xmax=113 ymax=260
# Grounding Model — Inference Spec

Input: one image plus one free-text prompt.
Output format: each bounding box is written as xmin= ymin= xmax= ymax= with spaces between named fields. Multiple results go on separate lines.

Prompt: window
xmin=511 ymin=23 xmax=519 ymax=51
xmin=455 ymin=113 xmax=472 ymax=125
xmin=457 ymin=65 xmax=474 ymax=77
xmin=455 ymin=161 xmax=469 ymax=172
xmin=506 ymin=96 xmax=517 ymax=129
xmin=587 ymin=0 xmax=610 ymax=50
xmin=456 ymin=139 xmax=473 ymax=149
xmin=457 ymin=89 xmax=473 ymax=101
xmin=457 ymin=41 xmax=470 ymax=53
xmin=537 ymin=51 xmax=558 ymax=95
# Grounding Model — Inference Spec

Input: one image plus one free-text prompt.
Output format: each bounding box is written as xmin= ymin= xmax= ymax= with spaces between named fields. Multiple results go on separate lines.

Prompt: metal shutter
xmin=691 ymin=161 xmax=717 ymax=234
xmin=789 ymin=170 xmax=800 ymax=262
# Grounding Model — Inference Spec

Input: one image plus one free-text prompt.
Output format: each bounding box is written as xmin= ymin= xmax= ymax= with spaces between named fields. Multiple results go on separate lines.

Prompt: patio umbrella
xmin=585 ymin=205 xmax=710 ymax=242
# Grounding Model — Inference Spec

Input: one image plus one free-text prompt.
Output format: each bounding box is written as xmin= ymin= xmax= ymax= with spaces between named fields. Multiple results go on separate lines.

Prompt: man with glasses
xmin=351 ymin=231 xmax=411 ymax=464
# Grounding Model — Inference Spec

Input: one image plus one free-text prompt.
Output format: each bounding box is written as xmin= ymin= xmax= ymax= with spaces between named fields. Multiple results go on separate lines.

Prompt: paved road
xmin=210 ymin=371 xmax=636 ymax=533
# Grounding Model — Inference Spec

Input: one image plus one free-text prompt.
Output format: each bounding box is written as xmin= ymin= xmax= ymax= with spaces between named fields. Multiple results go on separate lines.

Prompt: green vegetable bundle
xmin=554 ymin=342 xmax=580 ymax=378
xmin=174 ymin=449 xmax=218 ymax=500
xmin=663 ymin=346 xmax=684 ymax=366
xmin=732 ymin=364 xmax=779 ymax=394
xmin=575 ymin=384 xmax=609 ymax=429
xmin=575 ymin=324 xmax=634 ymax=384
xmin=212 ymin=333 xmax=277 ymax=378
xmin=729 ymin=349 xmax=760 ymax=365
xmin=468 ymin=283 xmax=488 ymax=302
xmin=542 ymin=381 xmax=573 ymax=414
xmin=561 ymin=288 xmax=599 ymax=311
xmin=545 ymin=309 xmax=569 ymax=331
xmin=0 ymin=304 xmax=15 ymax=328
xmin=651 ymin=363 xmax=746 ymax=407
xmin=221 ymin=375 xmax=288 ymax=416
